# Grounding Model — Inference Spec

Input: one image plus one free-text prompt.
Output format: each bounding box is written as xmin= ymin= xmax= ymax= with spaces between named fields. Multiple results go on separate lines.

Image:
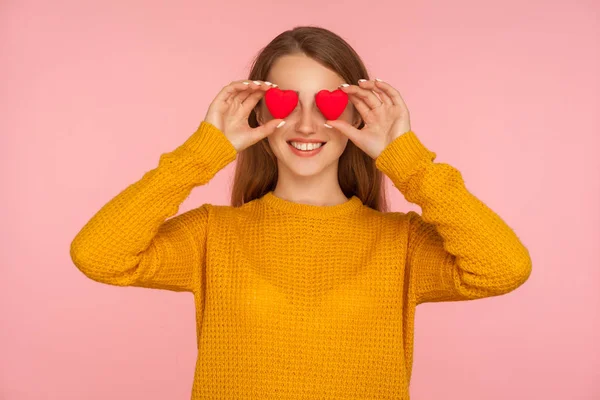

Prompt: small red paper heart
xmin=264 ymin=87 xmax=299 ymax=119
xmin=315 ymin=89 xmax=349 ymax=120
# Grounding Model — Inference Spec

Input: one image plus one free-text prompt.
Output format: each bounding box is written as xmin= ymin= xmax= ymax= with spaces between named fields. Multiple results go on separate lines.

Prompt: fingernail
xmin=324 ymin=123 xmax=333 ymax=128
xmin=242 ymin=81 xmax=250 ymax=85
xmin=276 ymin=121 xmax=286 ymax=128
xmin=253 ymin=80 xmax=261 ymax=85
xmin=358 ymin=79 xmax=367 ymax=83
xmin=264 ymin=81 xmax=272 ymax=86
xmin=272 ymin=84 xmax=278 ymax=87
xmin=340 ymin=83 xmax=350 ymax=87
xmin=375 ymin=78 xmax=384 ymax=82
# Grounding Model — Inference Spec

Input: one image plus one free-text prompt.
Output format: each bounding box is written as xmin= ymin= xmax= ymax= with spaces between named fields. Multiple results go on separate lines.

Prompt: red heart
xmin=315 ymin=89 xmax=349 ymax=120
xmin=264 ymin=87 xmax=299 ymax=119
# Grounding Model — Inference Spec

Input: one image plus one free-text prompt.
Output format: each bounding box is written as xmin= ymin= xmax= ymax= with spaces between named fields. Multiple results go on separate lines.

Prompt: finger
xmin=226 ymin=80 xmax=260 ymax=105
xmin=230 ymin=80 xmax=272 ymax=104
xmin=217 ymin=80 xmax=253 ymax=102
xmin=374 ymin=79 xmax=407 ymax=108
xmin=248 ymin=118 xmax=286 ymax=144
xmin=358 ymin=79 xmax=393 ymax=106
xmin=347 ymin=93 xmax=371 ymax=120
xmin=324 ymin=119 xmax=362 ymax=143
xmin=231 ymin=84 xmax=258 ymax=103
xmin=231 ymin=89 xmax=252 ymax=104
xmin=340 ymin=84 xmax=382 ymax=109
xmin=239 ymin=89 xmax=267 ymax=117
xmin=244 ymin=80 xmax=275 ymax=91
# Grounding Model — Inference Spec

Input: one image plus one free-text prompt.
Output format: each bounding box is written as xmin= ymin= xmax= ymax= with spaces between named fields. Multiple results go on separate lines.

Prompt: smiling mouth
xmin=286 ymin=141 xmax=327 ymax=151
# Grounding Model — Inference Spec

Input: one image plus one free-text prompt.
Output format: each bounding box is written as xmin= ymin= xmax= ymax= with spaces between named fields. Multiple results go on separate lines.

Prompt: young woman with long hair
xmin=70 ymin=26 xmax=532 ymax=399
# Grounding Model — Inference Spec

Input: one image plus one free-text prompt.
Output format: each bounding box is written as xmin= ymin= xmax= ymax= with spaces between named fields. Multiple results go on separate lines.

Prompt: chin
xmin=282 ymin=162 xmax=329 ymax=178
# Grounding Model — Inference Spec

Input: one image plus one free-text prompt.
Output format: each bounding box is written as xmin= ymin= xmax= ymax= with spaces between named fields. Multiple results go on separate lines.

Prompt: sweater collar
xmin=260 ymin=191 xmax=364 ymax=218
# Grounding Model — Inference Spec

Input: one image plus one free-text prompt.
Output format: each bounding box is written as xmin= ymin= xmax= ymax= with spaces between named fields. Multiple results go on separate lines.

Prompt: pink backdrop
xmin=1 ymin=1 xmax=598 ymax=399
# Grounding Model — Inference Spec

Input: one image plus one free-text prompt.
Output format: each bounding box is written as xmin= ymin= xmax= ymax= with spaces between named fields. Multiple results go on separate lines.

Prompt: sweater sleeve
xmin=375 ymin=131 xmax=532 ymax=304
xmin=70 ymin=121 xmax=238 ymax=293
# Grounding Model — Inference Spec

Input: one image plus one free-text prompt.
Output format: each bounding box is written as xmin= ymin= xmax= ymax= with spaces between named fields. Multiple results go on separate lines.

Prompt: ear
xmin=352 ymin=109 xmax=363 ymax=128
xmin=255 ymin=106 xmax=266 ymax=125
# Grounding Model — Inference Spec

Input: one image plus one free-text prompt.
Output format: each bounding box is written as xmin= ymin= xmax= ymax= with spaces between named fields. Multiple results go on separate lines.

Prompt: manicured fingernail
xmin=324 ymin=123 xmax=333 ymax=128
xmin=340 ymin=83 xmax=350 ymax=87
xmin=272 ymin=84 xmax=278 ymax=87
xmin=375 ymin=78 xmax=384 ymax=82
xmin=358 ymin=79 xmax=367 ymax=83
xmin=242 ymin=81 xmax=250 ymax=85
xmin=264 ymin=81 xmax=272 ymax=86
xmin=253 ymin=80 xmax=261 ymax=85
xmin=276 ymin=121 xmax=286 ymax=128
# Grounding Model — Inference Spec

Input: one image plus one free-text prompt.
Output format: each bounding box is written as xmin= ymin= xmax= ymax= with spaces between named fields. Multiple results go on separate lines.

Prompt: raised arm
xmin=326 ymin=79 xmax=532 ymax=305
xmin=70 ymin=121 xmax=237 ymax=292
xmin=376 ymin=130 xmax=532 ymax=304
xmin=70 ymin=79 xmax=286 ymax=293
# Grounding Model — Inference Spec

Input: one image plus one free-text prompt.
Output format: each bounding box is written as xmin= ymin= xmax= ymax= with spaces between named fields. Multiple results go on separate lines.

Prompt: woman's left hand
xmin=325 ymin=79 xmax=412 ymax=159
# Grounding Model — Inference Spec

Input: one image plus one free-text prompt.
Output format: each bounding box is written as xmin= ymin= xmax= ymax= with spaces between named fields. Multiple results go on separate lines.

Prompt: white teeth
xmin=290 ymin=141 xmax=324 ymax=151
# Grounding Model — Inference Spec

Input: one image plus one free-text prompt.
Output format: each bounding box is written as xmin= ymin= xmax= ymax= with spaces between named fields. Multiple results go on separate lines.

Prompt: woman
xmin=70 ymin=26 xmax=532 ymax=399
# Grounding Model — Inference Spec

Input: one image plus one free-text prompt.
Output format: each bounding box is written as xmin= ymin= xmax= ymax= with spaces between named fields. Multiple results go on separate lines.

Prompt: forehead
xmin=266 ymin=54 xmax=345 ymax=96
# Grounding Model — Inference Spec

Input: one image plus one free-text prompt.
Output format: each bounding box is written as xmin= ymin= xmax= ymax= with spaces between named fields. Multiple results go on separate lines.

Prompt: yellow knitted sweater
xmin=70 ymin=121 xmax=532 ymax=399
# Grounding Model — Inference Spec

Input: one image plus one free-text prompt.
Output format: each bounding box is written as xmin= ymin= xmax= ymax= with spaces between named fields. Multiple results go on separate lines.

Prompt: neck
xmin=274 ymin=161 xmax=348 ymax=206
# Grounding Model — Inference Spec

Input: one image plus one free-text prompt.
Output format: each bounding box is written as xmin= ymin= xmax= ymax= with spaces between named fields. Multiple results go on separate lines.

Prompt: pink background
xmin=1 ymin=1 xmax=598 ymax=399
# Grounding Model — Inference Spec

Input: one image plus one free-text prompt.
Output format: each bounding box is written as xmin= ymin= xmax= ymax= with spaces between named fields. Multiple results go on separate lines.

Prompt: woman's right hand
xmin=203 ymin=80 xmax=285 ymax=152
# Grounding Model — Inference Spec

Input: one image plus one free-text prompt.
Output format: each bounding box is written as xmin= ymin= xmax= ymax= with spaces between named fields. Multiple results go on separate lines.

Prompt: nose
xmin=295 ymin=104 xmax=319 ymax=135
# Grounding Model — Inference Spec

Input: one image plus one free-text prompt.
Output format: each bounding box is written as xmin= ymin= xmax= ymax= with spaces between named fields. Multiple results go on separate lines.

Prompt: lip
xmin=286 ymin=138 xmax=327 ymax=143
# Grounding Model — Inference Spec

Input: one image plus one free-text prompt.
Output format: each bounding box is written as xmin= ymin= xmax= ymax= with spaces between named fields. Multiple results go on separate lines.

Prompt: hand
xmin=203 ymin=80 xmax=285 ymax=152
xmin=325 ymin=79 xmax=412 ymax=159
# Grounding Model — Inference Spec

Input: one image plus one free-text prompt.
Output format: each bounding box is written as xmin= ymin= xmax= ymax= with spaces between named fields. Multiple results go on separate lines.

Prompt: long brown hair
xmin=230 ymin=25 xmax=389 ymax=213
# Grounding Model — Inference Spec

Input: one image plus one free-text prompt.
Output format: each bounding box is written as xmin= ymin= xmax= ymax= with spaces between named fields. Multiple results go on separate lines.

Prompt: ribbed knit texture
xmin=70 ymin=121 xmax=532 ymax=399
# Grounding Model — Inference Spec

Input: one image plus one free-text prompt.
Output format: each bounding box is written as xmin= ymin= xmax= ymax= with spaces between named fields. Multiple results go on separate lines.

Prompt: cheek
xmin=329 ymin=133 xmax=349 ymax=151
xmin=266 ymin=132 xmax=285 ymax=154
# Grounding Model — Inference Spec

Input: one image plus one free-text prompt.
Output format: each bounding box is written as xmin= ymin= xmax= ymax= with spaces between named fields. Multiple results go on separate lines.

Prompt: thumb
xmin=325 ymin=120 xmax=360 ymax=141
xmin=251 ymin=118 xmax=286 ymax=142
